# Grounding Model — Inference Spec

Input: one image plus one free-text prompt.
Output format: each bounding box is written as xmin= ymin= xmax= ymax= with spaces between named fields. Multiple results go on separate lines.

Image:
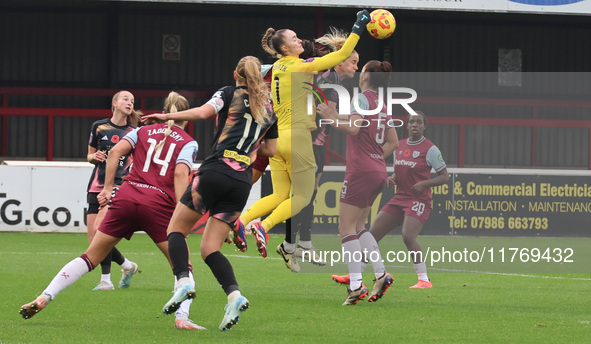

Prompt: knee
xmin=200 ymin=243 xmax=211 ymax=260
xmin=276 ymin=189 xmax=290 ymax=200
xmin=402 ymin=234 xmax=415 ymax=247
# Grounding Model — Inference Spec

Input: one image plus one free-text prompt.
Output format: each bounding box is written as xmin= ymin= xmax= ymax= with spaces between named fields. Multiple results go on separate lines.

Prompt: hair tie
xmin=236 ymin=70 xmax=245 ymax=79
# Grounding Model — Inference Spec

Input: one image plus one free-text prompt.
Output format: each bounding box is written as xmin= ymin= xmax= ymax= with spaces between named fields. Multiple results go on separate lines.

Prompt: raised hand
xmin=352 ymin=9 xmax=371 ymax=35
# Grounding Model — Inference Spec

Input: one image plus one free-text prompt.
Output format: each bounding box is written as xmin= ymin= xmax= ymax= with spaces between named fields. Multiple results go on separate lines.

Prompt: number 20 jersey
xmin=394 ymin=136 xmax=446 ymax=204
xmin=122 ymin=123 xmax=198 ymax=206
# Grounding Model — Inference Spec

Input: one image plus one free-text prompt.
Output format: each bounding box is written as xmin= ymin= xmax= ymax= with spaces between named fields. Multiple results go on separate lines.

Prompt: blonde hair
xmin=315 ymin=27 xmax=348 ymax=52
xmin=129 ymin=110 xmax=141 ymax=127
xmin=111 ymin=90 xmax=140 ymax=127
xmin=236 ymin=56 xmax=271 ymax=125
xmin=155 ymin=91 xmax=190 ymax=152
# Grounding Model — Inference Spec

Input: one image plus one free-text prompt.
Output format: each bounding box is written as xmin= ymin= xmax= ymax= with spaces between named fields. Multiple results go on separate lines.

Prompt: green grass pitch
xmin=1 ymin=232 xmax=589 ymax=343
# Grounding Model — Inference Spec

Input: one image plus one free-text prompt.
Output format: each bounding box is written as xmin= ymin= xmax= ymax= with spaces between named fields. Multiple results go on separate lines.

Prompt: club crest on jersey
xmin=412 ymin=151 xmax=420 ymax=158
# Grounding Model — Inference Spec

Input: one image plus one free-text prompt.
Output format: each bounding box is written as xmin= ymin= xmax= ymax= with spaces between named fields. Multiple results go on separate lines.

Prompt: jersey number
xmin=411 ymin=201 xmax=425 ymax=216
xmin=143 ymin=138 xmax=176 ymax=176
xmin=375 ymin=111 xmax=388 ymax=144
xmin=341 ymin=180 xmax=348 ymax=196
xmin=236 ymin=113 xmax=262 ymax=152
xmin=274 ymin=76 xmax=281 ymax=105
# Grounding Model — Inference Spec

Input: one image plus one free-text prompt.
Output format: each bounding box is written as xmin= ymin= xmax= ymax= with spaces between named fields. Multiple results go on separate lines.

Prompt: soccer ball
xmin=366 ymin=9 xmax=396 ymax=39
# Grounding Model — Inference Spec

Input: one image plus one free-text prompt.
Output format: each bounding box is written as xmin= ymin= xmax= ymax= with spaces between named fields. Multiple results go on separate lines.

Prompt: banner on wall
xmin=508 ymin=0 xmax=591 ymax=14
xmin=2 ymin=163 xmax=589 ymax=237
xmin=130 ymin=0 xmax=591 ymax=15
xmin=263 ymin=168 xmax=591 ymax=237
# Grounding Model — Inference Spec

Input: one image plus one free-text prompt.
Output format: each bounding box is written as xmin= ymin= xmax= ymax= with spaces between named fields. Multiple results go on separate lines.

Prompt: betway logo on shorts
xmin=305 ymin=83 xmax=419 ymax=120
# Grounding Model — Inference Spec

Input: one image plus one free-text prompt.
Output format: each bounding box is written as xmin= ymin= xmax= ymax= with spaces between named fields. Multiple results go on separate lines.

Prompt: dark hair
xmin=300 ymin=39 xmax=317 ymax=60
xmin=407 ymin=110 xmax=427 ymax=126
xmin=262 ymin=27 xmax=288 ymax=58
xmin=363 ymin=60 xmax=393 ymax=88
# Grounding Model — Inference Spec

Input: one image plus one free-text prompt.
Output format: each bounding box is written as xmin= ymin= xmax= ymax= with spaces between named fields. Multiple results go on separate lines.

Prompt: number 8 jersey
xmin=122 ymin=123 xmax=198 ymax=206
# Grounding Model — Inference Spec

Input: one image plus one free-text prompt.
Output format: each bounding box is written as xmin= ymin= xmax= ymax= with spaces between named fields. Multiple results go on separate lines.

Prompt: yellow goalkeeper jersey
xmin=271 ymin=32 xmax=360 ymax=130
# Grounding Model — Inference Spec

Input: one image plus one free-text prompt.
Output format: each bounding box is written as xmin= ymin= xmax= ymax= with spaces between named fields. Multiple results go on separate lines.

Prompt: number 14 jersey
xmin=123 ymin=123 xmax=198 ymax=205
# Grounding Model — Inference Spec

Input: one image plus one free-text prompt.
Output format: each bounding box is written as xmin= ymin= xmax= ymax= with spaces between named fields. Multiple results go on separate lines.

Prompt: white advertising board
xmin=0 ymin=165 xmax=92 ymax=233
xmin=0 ymin=163 xmax=262 ymax=233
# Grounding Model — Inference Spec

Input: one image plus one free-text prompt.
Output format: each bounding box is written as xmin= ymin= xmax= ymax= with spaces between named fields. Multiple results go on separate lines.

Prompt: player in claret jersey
xmin=317 ymin=60 xmax=399 ymax=305
xmin=20 ymin=92 xmax=204 ymax=329
xmin=332 ymin=110 xmax=449 ymax=289
xmin=144 ymin=56 xmax=278 ymax=332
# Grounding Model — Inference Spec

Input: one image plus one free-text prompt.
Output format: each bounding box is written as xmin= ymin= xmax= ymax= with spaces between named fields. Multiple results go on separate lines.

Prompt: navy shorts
xmin=87 ymin=192 xmax=100 ymax=215
xmin=180 ymin=169 xmax=251 ymax=226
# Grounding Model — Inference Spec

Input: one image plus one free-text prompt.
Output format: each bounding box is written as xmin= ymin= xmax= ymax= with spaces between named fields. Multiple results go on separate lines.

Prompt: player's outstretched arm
xmin=300 ymin=10 xmax=370 ymax=72
xmin=143 ymin=103 xmax=217 ymax=123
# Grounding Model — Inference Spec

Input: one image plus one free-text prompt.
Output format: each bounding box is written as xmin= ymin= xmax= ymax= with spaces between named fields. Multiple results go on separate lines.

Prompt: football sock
xmin=43 ymin=255 xmax=94 ymax=300
xmin=168 ymin=232 xmax=190 ymax=279
xmin=342 ymin=234 xmax=363 ymax=290
xmin=176 ymin=277 xmax=190 ymax=286
xmin=282 ymin=241 xmax=295 ymax=253
xmin=120 ymin=258 xmax=133 ymax=271
xmin=111 ymin=247 xmax=125 ymax=266
xmin=100 ymin=273 xmax=111 ymax=283
xmin=39 ymin=293 xmax=53 ymax=303
xmin=358 ymin=229 xmax=386 ymax=278
xmin=99 ymin=250 xmax=113 ymax=274
xmin=175 ymin=271 xmax=195 ymax=318
xmin=285 ymin=218 xmax=295 ymax=244
xmin=298 ymin=240 xmax=313 ymax=250
xmin=414 ymin=261 xmax=429 ymax=281
xmin=298 ymin=189 xmax=316 ymax=242
xmin=227 ymin=290 xmax=242 ymax=303
xmin=204 ymin=251 xmax=239 ymax=296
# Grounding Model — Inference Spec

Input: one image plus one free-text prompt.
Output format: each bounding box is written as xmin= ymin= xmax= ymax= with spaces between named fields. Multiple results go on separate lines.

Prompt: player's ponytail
xmin=155 ymin=91 xmax=190 ymax=152
xmin=129 ymin=109 xmax=142 ymax=127
xmin=237 ymin=56 xmax=271 ymax=125
xmin=262 ymin=27 xmax=288 ymax=59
